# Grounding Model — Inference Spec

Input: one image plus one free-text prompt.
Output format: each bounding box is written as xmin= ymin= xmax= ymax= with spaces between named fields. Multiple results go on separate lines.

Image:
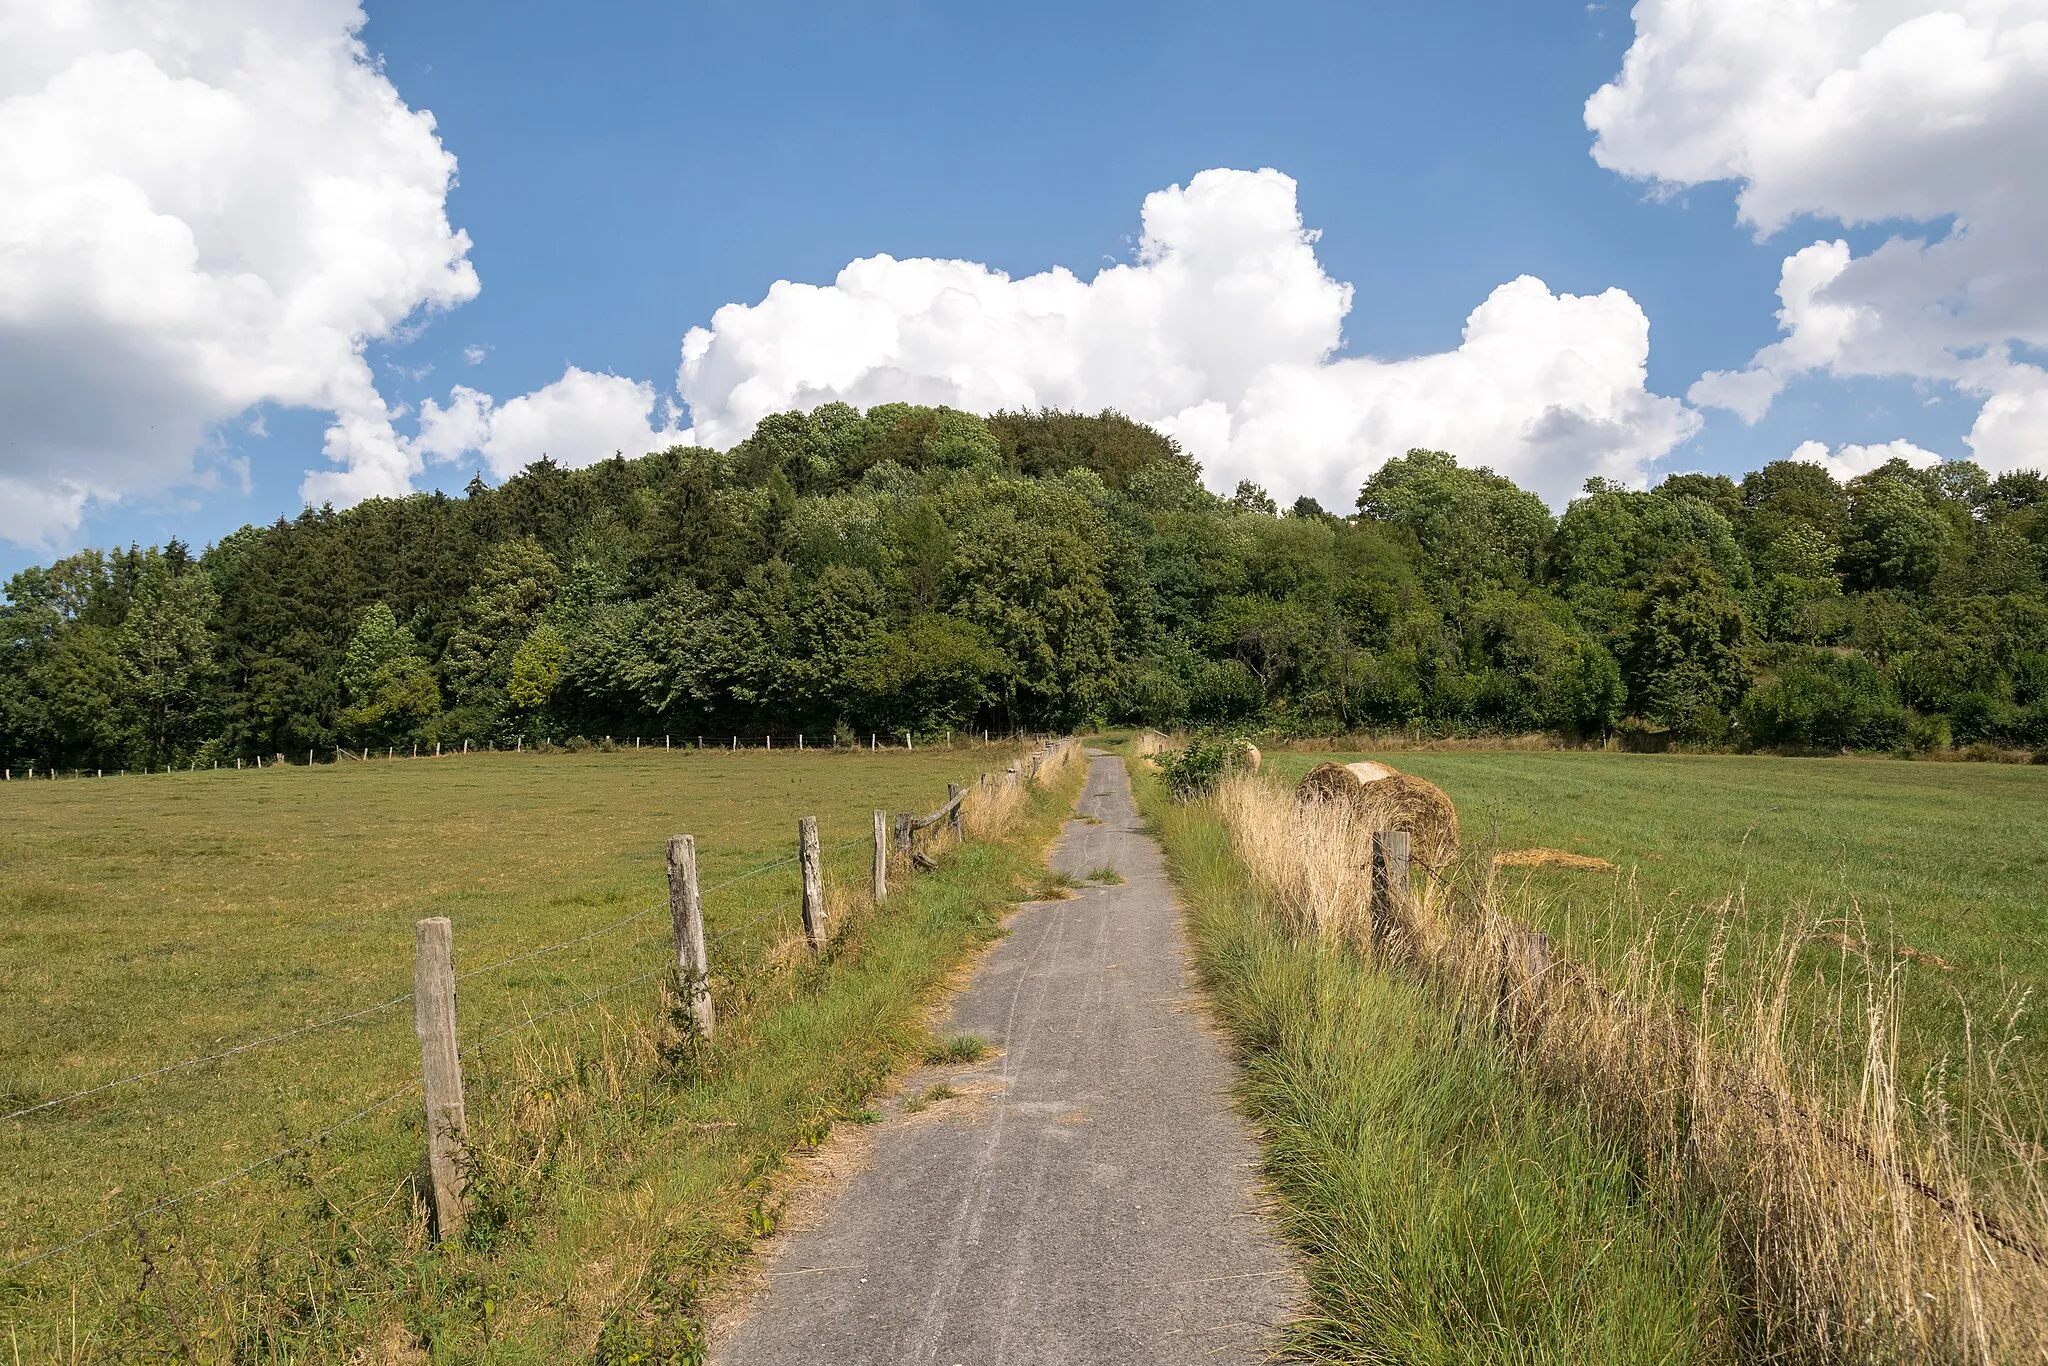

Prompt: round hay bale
xmin=1296 ymin=761 xmax=1460 ymax=869
xmin=1240 ymin=742 xmax=1262 ymax=773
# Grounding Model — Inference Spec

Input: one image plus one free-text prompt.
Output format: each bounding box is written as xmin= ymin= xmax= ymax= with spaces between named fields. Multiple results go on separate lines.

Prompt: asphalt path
xmin=713 ymin=752 xmax=1297 ymax=1365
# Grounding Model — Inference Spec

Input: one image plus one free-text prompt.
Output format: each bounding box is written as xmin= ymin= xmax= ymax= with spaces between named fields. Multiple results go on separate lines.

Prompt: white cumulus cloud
xmin=1588 ymin=0 xmax=2048 ymax=475
xmin=1789 ymin=437 xmax=1943 ymax=483
xmin=413 ymin=366 xmax=687 ymax=480
xmin=0 ymin=0 xmax=477 ymax=546
xmin=663 ymin=168 xmax=1695 ymax=508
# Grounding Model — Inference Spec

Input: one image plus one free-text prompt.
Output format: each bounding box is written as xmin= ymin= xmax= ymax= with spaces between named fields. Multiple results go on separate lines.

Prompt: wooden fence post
xmin=412 ymin=917 xmax=468 ymax=1240
xmin=1497 ymin=924 xmax=1555 ymax=1041
xmin=666 ymin=835 xmax=715 ymax=1041
xmin=872 ymin=810 xmax=888 ymax=904
xmin=948 ymin=783 xmax=964 ymax=840
xmin=799 ymin=816 xmax=827 ymax=951
xmin=894 ymin=811 xmax=913 ymax=860
xmin=1369 ymin=829 xmax=1411 ymax=951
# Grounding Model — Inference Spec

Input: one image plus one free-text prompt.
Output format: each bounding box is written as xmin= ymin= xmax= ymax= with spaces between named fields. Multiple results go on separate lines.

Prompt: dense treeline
xmin=4 ymin=403 xmax=2046 ymax=768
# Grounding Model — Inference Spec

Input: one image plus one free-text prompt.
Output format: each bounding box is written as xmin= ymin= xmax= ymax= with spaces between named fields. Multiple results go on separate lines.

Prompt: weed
xmin=901 ymin=1083 xmax=958 ymax=1116
xmin=1084 ymin=865 xmax=1123 ymax=885
xmin=1033 ymin=871 xmax=1082 ymax=899
xmin=920 ymin=1034 xmax=991 ymax=1066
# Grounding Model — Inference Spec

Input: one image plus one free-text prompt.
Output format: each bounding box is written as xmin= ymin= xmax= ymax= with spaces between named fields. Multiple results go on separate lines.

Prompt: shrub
xmin=1948 ymin=689 xmax=2019 ymax=747
xmin=1159 ymin=737 xmax=1235 ymax=800
xmin=1738 ymin=650 xmax=1906 ymax=751
xmin=1907 ymin=711 xmax=1951 ymax=754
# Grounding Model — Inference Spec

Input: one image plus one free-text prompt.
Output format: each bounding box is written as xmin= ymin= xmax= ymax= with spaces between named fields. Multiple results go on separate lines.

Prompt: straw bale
xmin=1296 ymin=760 xmax=1459 ymax=868
xmin=1493 ymin=847 xmax=1615 ymax=872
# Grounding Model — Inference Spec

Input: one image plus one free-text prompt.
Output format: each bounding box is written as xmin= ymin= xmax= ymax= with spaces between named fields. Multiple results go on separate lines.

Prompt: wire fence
xmin=2 ymin=731 xmax=1055 ymax=781
xmin=0 ymin=803 xmax=962 ymax=1278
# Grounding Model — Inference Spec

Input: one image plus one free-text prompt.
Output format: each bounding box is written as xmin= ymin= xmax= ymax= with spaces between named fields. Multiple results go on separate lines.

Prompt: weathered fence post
xmin=894 ymin=811 xmax=913 ymax=860
xmin=666 ymin=835 xmax=715 ymax=1040
xmin=872 ymin=810 xmax=888 ymax=904
xmin=1497 ymin=924 xmax=1555 ymax=1041
xmin=948 ymin=783 xmax=964 ymax=840
xmin=1369 ymin=829 xmax=1411 ymax=951
xmin=412 ymin=917 xmax=468 ymax=1240
xmin=905 ymin=731 xmax=914 ymax=751
xmin=799 ymin=816 xmax=827 ymax=951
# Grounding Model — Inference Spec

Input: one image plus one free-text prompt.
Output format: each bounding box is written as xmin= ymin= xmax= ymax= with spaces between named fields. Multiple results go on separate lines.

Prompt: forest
xmin=3 ymin=404 xmax=2046 ymax=769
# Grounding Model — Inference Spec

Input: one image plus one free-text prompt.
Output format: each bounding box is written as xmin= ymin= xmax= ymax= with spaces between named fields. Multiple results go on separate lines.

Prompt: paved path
xmin=714 ymin=753 xmax=1297 ymax=1366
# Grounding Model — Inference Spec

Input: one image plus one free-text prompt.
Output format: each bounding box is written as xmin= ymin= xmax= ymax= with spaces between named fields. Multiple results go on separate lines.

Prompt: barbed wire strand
xmin=3 ymin=844 xmax=822 ymax=1125
xmin=463 ymin=965 xmax=673 ymax=1056
xmin=3 ymin=1080 xmax=422 ymax=1277
xmin=1 ymin=993 xmax=415 ymax=1125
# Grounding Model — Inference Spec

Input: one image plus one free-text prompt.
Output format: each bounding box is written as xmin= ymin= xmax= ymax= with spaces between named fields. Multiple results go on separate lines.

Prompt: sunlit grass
xmin=0 ymin=743 xmax=1077 ymax=1360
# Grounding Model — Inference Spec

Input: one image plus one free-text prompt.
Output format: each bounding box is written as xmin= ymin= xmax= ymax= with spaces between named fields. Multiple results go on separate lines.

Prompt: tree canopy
xmin=5 ymin=410 xmax=2046 ymax=766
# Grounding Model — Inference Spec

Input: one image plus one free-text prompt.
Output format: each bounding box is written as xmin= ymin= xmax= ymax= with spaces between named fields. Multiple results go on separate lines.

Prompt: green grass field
xmin=0 ymin=745 xmax=1061 ymax=1360
xmin=1266 ymin=749 xmax=2048 ymax=1098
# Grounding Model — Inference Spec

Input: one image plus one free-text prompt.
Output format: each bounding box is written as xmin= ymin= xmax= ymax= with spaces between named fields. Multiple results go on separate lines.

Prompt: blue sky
xmin=6 ymin=0 xmax=2043 ymax=577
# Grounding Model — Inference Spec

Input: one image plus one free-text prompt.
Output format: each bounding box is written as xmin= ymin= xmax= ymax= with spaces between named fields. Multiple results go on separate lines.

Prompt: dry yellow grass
xmin=1211 ymin=770 xmax=2048 ymax=1363
xmin=1131 ymin=729 xmax=1174 ymax=761
xmin=1494 ymin=847 xmax=1617 ymax=872
xmin=961 ymin=738 xmax=1081 ymax=842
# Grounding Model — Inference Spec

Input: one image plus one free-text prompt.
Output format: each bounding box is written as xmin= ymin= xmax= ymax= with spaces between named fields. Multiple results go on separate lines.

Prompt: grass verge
xmin=1129 ymin=756 xmax=1735 ymax=1365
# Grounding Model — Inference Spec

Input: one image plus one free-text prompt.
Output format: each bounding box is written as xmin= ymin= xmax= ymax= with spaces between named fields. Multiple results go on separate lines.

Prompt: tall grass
xmin=961 ymin=738 xmax=1081 ymax=841
xmin=1141 ymin=768 xmax=1734 ymax=1364
xmin=1211 ymin=771 xmax=2048 ymax=1362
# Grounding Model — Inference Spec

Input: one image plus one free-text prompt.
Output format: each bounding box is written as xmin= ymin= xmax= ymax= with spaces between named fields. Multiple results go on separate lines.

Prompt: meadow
xmin=1266 ymin=749 xmax=2048 ymax=1100
xmin=1 ymin=743 xmax=1075 ymax=1360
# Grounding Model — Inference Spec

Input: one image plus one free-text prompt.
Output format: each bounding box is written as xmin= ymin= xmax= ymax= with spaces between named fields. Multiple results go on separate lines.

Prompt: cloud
xmin=1589 ymin=0 xmax=2048 ymax=476
xmin=661 ymin=168 xmax=1695 ymax=508
xmin=1789 ymin=437 xmax=1943 ymax=483
xmin=0 ymin=0 xmax=476 ymax=545
xmin=413 ymin=366 xmax=687 ymax=480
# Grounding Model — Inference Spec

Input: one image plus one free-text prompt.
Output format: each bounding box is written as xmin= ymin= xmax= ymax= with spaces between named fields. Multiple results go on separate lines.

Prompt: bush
xmin=1738 ymin=650 xmax=1906 ymax=751
xmin=1947 ymin=690 xmax=2015 ymax=747
xmin=1159 ymin=738 xmax=1235 ymax=800
xmin=1907 ymin=711 xmax=1951 ymax=754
